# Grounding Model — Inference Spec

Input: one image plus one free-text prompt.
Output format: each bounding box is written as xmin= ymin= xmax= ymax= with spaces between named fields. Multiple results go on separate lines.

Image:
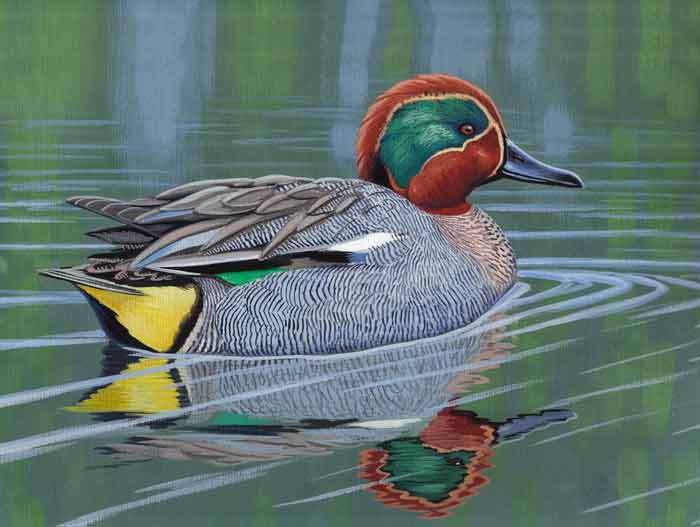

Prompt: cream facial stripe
xmin=417 ymin=97 xmax=504 ymax=179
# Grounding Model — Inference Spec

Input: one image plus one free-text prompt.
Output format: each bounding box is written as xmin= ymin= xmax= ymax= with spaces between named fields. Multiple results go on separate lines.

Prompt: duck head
xmin=357 ymin=74 xmax=583 ymax=215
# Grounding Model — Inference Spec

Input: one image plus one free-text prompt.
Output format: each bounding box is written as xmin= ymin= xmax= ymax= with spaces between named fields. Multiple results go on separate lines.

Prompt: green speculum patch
xmin=210 ymin=411 xmax=277 ymax=426
xmin=378 ymin=438 xmax=476 ymax=503
xmin=378 ymin=97 xmax=490 ymax=188
xmin=217 ymin=267 xmax=286 ymax=286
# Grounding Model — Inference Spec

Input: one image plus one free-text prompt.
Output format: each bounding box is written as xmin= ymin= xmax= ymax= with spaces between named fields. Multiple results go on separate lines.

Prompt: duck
xmin=41 ymin=74 xmax=582 ymax=356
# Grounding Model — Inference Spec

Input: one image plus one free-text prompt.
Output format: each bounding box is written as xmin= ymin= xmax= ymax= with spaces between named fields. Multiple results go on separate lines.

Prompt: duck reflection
xmin=68 ymin=321 xmax=573 ymax=518
xmin=359 ymin=406 xmax=571 ymax=519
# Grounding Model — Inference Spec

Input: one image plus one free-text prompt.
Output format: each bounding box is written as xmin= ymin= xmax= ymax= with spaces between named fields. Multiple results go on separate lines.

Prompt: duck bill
xmin=498 ymin=139 xmax=583 ymax=188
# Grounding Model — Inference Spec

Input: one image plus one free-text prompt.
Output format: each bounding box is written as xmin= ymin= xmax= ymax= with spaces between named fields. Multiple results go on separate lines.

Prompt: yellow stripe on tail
xmin=66 ymin=358 xmax=182 ymax=414
xmin=78 ymin=284 xmax=198 ymax=352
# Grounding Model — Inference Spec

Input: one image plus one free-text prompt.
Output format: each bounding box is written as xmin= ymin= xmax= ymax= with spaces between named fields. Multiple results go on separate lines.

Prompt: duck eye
xmin=459 ymin=123 xmax=475 ymax=136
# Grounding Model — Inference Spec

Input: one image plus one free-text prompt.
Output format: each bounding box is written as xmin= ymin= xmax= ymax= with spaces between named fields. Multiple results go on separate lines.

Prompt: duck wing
xmin=67 ymin=176 xmax=398 ymax=277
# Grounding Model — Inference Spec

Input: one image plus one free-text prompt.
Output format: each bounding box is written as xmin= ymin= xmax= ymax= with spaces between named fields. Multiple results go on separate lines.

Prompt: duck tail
xmin=39 ymin=267 xmax=199 ymax=353
xmin=38 ymin=267 xmax=144 ymax=295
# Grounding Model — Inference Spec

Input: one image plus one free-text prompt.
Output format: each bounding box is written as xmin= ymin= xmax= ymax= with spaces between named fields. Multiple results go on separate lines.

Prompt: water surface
xmin=1 ymin=1 xmax=699 ymax=526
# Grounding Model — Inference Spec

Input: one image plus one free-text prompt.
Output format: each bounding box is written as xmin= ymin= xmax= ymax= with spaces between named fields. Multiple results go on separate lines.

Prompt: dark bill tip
xmin=499 ymin=139 xmax=583 ymax=189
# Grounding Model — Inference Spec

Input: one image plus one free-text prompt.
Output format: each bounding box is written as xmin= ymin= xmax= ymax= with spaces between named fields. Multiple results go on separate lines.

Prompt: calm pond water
xmin=1 ymin=1 xmax=699 ymax=526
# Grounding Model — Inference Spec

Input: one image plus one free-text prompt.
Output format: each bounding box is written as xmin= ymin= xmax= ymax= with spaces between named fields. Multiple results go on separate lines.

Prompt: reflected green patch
xmin=378 ymin=438 xmax=475 ymax=503
xmin=211 ymin=411 xmax=276 ymax=427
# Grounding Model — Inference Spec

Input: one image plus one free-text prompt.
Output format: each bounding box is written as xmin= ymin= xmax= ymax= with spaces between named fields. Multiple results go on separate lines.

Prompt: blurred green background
xmin=0 ymin=1 xmax=699 ymax=526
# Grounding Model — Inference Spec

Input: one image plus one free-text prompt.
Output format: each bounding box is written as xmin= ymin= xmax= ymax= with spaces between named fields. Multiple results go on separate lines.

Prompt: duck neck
xmin=418 ymin=202 xmax=472 ymax=215
xmin=430 ymin=206 xmax=517 ymax=291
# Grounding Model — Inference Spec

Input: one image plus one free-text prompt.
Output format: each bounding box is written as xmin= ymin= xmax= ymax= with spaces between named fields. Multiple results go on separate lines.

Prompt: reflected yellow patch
xmin=78 ymin=284 xmax=197 ymax=352
xmin=66 ymin=358 xmax=181 ymax=414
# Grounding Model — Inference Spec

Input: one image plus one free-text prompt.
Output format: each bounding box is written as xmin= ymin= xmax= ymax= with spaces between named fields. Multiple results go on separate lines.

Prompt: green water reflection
xmin=0 ymin=1 xmax=699 ymax=526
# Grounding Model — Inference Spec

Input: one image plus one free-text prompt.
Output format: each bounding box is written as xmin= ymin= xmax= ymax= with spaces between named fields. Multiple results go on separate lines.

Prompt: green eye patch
xmin=379 ymin=97 xmax=490 ymax=188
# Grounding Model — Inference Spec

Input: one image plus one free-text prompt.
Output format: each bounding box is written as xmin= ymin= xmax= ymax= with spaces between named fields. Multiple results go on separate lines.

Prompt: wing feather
xmin=199 ymin=211 xmax=290 ymax=252
xmin=67 ymin=176 xmax=387 ymax=276
xmin=159 ymin=186 xmax=232 ymax=211
xmin=86 ymin=226 xmax=156 ymax=246
xmin=129 ymin=218 xmax=230 ymax=269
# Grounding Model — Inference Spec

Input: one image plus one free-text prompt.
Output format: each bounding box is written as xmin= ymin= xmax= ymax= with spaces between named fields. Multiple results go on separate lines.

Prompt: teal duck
xmin=42 ymin=74 xmax=582 ymax=355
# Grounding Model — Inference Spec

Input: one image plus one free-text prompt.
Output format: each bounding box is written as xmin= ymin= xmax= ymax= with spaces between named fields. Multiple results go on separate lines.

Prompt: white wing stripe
xmin=328 ymin=232 xmax=401 ymax=253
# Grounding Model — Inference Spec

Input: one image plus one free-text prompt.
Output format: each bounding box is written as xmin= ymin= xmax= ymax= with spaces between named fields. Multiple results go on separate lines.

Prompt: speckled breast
xmin=431 ymin=206 xmax=517 ymax=293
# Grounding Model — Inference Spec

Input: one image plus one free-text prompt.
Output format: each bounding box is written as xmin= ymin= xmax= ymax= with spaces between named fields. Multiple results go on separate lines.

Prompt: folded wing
xmin=67 ymin=175 xmax=396 ymax=277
